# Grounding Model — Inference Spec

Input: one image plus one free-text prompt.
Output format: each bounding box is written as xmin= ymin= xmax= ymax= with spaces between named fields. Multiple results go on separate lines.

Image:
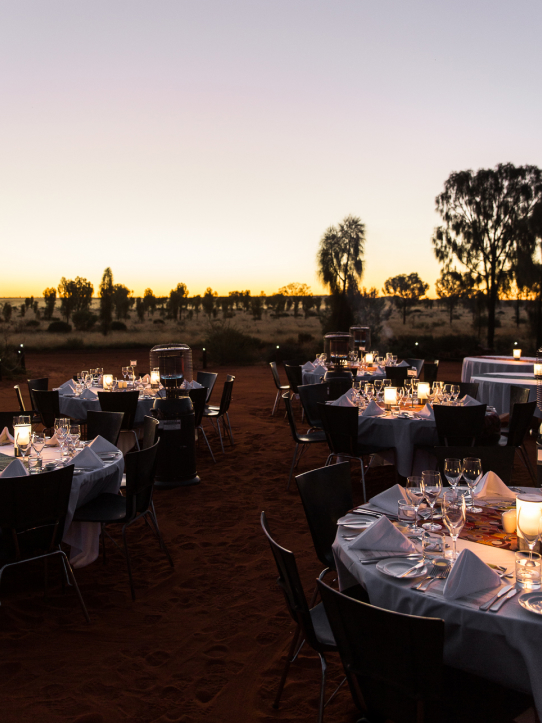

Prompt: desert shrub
xmin=110 ymin=321 xmax=127 ymax=331
xmin=204 ymin=322 xmax=261 ymax=365
xmin=65 ymin=337 xmax=85 ymax=349
xmin=48 ymin=320 xmax=72 ymax=333
xmin=391 ymin=334 xmax=481 ymax=360
xmin=73 ymin=310 xmax=98 ymax=331
xmin=298 ymin=333 xmax=314 ymax=344
xmin=153 ymin=319 xmax=165 ymax=325
xmin=25 ymin=319 xmax=40 ymax=328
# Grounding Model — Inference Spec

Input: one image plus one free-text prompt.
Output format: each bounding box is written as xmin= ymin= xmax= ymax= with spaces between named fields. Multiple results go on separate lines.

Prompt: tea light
xmin=14 ymin=422 xmax=31 ymax=457
xmin=365 ymin=353 xmax=374 ymax=364
xmin=502 ymin=509 xmax=517 ymax=534
xmin=150 ymin=370 xmax=160 ymax=386
xmin=102 ymin=374 xmax=113 ymax=390
xmin=516 ymin=494 xmax=542 ymax=547
xmin=417 ymin=382 xmax=430 ymax=402
xmin=513 ymin=348 xmax=522 ymax=360
xmin=534 ymin=363 xmax=542 ymax=377
xmin=384 ymin=386 xmax=397 ymax=410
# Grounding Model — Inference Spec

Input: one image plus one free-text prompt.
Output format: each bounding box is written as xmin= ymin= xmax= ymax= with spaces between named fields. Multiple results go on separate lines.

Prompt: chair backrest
xmin=434 ymin=445 xmax=516 ymax=486
xmin=189 ymin=387 xmax=208 ymax=427
xmin=295 ymin=462 xmax=353 ymax=569
xmin=217 ymin=375 xmax=235 ymax=415
xmin=0 ymin=412 xmax=20 ymax=436
xmin=507 ymin=400 xmax=537 ymax=448
xmin=141 ymin=415 xmax=159 ymax=449
xmin=298 ymin=383 xmax=333 ymax=428
xmin=124 ymin=440 xmax=160 ymax=518
xmin=86 ymin=410 xmax=124 ymax=445
xmin=283 ymin=393 xmax=303 ymax=444
xmin=284 ymin=364 xmax=303 ymax=394
xmin=509 ymin=385 xmax=531 ymax=415
xmin=323 ymin=370 xmax=353 ymax=382
xmin=385 ymin=367 xmax=410 ymax=386
xmin=269 ymin=362 xmax=288 ymax=392
xmin=433 ymin=404 xmax=487 ymax=446
xmin=318 ymin=402 xmax=359 ymax=457
xmin=196 ymin=371 xmax=218 ymax=403
xmin=0 ymin=465 xmax=74 ymax=559
xmin=32 ymin=389 xmax=60 ymax=429
xmin=97 ymin=390 xmax=139 ymax=429
xmin=327 ymin=378 xmax=354 ymax=399
xmin=317 ymin=579 xmax=444 ymax=723
xmin=27 ymin=377 xmax=48 ymax=410
xmin=422 ymin=361 xmax=439 ymax=384
xmin=14 ymin=385 xmax=26 ymax=413
xmin=403 ymin=358 xmax=424 ymax=378
xmin=441 ymin=381 xmax=479 ymax=399
xmin=260 ymin=511 xmax=324 ymax=652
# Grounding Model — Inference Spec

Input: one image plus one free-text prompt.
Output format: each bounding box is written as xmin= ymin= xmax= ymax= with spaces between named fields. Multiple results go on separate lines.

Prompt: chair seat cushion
xmin=310 ymin=602 xmax=335 ymax=647
xmin=73 ymin=492 xmax=127 ymax=523
xmin=298 ymin=431 xmax=327 ymax=444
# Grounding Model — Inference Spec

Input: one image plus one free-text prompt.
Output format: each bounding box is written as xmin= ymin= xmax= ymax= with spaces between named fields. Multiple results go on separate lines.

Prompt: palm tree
xmin=317 ymin=215 xmax=365 ymax=295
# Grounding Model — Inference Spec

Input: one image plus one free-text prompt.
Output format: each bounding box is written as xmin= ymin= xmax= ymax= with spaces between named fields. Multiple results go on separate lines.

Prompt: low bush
xmin=73 ymin=310 xmax=98 ymax=331
xmin=47 ymin=320 xmax=72 ymax=333
xmin=110 ymin=321 xmax=127 ymax=331
xmin=153 ymin=319 xmax=165 ymax=325
xmin=25 ymin=319 xmax=40 ymax=328
xmin=204 ymin=322 xmax=261 ymax=365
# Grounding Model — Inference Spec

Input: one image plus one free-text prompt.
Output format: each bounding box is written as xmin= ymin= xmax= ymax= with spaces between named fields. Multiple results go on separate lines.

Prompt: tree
xmin=168 ymin=283 xmax=189 ymax=320
xmin=43 ymin=288 xmax=56 ymax=319
xmin=112 ymin=284 xmax=133 ymax=320
xmin=99 ymin=267 xmax=114 ymax=335
xmin=383 ymin=273 xmax=429 ymax=324
xmin=202 ymin=288 xmax=217 ymax=319
xmin=435 ymin=269 xmax=472 ymax=324
xmin=432 ymin=163 xmax=542 ymax=347
xmin=57 ymin=276 xmax=94 ymax=322
xmin=2 ymin=302 xmax=12 ymax=323
xmin=143 ymin=288 xmax=156 ymax=317
xmin=135 ymin=297 xmax=145 ymax=321
xmin=350 ymin=287 xmax=391 ymax=346
xmin=191 ymin=295 xmax=202 ymax=318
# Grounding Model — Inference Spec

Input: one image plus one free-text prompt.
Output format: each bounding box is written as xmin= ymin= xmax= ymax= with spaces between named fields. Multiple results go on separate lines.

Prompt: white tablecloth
xmin=333 ymin=524 xmax=542 ymax=718
xmin=302 ymin=371 xmax=386 ymax=386
xmin=1 ymin=445 xmax=124 ymax=568
xmin=462 ymin=356 xmax=536 ymax=383
xmin=472 ymin=374 xmax=541 ymax=419
xmin=59 ymin=387 xmax=157 ymax=425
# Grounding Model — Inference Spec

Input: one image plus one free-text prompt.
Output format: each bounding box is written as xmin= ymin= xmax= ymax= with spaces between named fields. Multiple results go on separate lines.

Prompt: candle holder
xmin=513 ymin=348 xmax=522 ymax=360
xmin=516 ymin=494 xmax=542 ymax=553
xmin=14 ymin=418 xmax=32 ymax=459
xmin=417 ymin=382 xmax=430 ymax=404
xmin=383 ymin=386 xmax=397 ymax=412
xmin=102 ymin=374 xmax=114 ymax=391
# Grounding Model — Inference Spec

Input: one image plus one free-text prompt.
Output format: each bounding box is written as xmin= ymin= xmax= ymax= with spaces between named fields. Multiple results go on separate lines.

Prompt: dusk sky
xmin=1 ymin=1 xmax=541 ymax=298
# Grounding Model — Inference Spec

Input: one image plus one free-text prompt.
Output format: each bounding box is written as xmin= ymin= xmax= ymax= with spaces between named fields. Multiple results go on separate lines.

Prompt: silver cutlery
xmin=414 ymin=561 xmax=451 ymax=591
xmin=398 ymin=560 xmax=426 ymax=578
xmin=360 ymin=554 xmax=421 ymax=565
xmin=479 ymin=584 xmax=513 ymax=611
xmin=489 ymin=587 xmax=518 ymax=612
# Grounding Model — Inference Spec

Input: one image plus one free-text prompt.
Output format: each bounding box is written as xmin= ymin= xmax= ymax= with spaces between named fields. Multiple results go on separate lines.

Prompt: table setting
xmin=300 ymin=352 xmax=417 ymax=386
xmin=461 ymin=354 xmax=537 ymax=383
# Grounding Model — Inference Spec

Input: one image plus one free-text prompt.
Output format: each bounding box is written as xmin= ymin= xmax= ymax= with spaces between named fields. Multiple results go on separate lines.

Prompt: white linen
xmin=57 ymin=380 xmax=75 ymax=393
xmin=72 ymin=446 xmax=103 ymax=470
xmin=474 ymin=471 xmax=516 ymax=501
xmin=417 ymin=403 xmax=435 ymax=420
xmin=0 ymin=458 xmax=29 ymax=477
xmin=45 ymin=432 xmax=60 ymax=446
xmin=88 ymin=435 xmax=119 ymax=454
xmin=331 ymin=389 xmax=356 ymax=407
xmin=301 ymin=361 xmax=316 ymax=372
xmin=80 ymin=388 xmax=98 ymax=400
xmin=58 ymin=380 xmax=156 ymax=424
xmin=462 ymin=356 xmax=535 ymax=383
xmin=181 ymin=379 xmax=203 ymax=390
xmin=397 ymin=360 xmax=409 ymax=367
xmin=461 ymin=394 xmax=482 ymax=406
xmin=348 ymin=515 xmax=416 ymax=553
xmin=141 ymin=373 xmax=151 ymax=383
xmin=442 ymin=548 xmax=500 ymax=600
xmin=366 ymin=483 xmax=409 ymax=516
xmin=0 ymin=427 xmax=14 ymax=445
xmin=361 ymin=400 xmax=385 ymax=417
xmin=472 ymin=374 xmax=541 ymax=419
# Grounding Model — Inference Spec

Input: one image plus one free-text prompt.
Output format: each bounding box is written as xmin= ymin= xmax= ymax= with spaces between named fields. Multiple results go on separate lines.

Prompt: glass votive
xmin=422 ymin=532 xmax=444 ymax=558
xmin=391 ymin=405 xmax=401 ymax=415
xmin=502 ymin=509 xmax=517 ymax=533
xmin=515 ymin=551 xmax=542 ymax=590
xmin=398 ymin=500 xmax=417 ymax=528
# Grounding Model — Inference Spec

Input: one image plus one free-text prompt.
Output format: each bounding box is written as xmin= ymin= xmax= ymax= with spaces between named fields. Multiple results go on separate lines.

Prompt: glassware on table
xmin=14 ymin=427 xmax=32 ymax=465
xmin=95 ymin=367 xmax=103 ymax=383
xmin=451 ymin=384 xmax=460 ymax=403
xmin=382 ymin=378 xmax=392 ymax=389
xmin=374 ymin=379 xmax=383 ymax=400
xmin=421 ymin=470 xmax=442 ymax=531
xmin=68 ymin=424 xmax=81 ymax=454
xmin=444 ymin=458 xmax=462 ymax=490
xmin=392 ymin=355 xmax=398 ymax=365
xmin=31 ymin=432 xmax=46 ymax=461
xmin=515 ymin=551 xmax=542 ymax=590
xmin=122 ymin=366 xmax=129 ymax=381
xmin=396 ymin=386 xmax=405 ymax=405
xmin=462 ymin=457 xmax=483 ymax=513
xmin=364 ymin=383 xmax=374 ymax=401
xmin=517 ymin=507 xmax=542 ymax=563
xmin=405 ymin=476 xmax=425 ymax=534
xmin=54 ymin=417 xmax=69 ymax=456
xmin=397 ymin=499 xmax=417 ymax=529
xmin=442 ymin=488 xmax=466 ymax=563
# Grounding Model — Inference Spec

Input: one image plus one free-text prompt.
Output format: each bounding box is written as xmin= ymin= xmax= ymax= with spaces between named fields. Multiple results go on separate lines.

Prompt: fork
xmin=413 ymin=563 xmax=451 ymax=591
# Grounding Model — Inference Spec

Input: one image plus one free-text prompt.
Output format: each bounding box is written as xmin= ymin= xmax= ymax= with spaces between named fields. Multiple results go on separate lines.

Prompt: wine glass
xmin=405 ymin=476 xmax=425 ymax=534
xmin=374 ymin=379 xmax=383 ymax=400
xmin=364 ymin=383 xmax=374 ymax=402
xmin=31 ymin=432 xmax=46 ymax=462
xmin=396 ymin=386 xmax=405 ymax=406
xmin=462 ymin=457 xmax=483 ymax=513
xmin=442 ymin=489 xmax=466 ymax=563
xmin=518 ymin=507 xmax=542 ymax=563
xmin=444 ymin=458 xmax=462 ymax=490
xmin=68 ymin=424 xmax=81 ymax=455
xmin=451 ymin=384 xmax=460 ymax=403
xmin=122 ymin=366 xmax=128 ymax=381
xmin=421 ymin=470 xmax=442 ymax=531
xmin=54 ymin=418 xmax=69 ymax=457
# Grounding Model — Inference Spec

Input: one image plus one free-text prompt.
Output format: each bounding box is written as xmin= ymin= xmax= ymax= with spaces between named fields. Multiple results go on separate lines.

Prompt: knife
xmin=479 ymin=584 xmax=512 ymax=611
xmin=398 ymin=559 xmax=426 ymax=578
xmin=489 ymin=587 xmax=518 ymax=612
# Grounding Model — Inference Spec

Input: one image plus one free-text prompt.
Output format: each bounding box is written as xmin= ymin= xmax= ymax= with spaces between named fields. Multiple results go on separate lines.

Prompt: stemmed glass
xmin=31 ymin=432 xmax=46 ymax=463
xmin=444 ymin=458 xmax=462 ymax=490
xmin=405 ymin=476 xmax=425 ymax=534
xmin=396 ymin=387 xmax=405 ymax=407
xmin=122 ymin=366 xmax=129 ymax=382
xmin=364 ymin=383 xmax=374 ymax=402
xmin=451 ymin=385 xmax=460 ymax=403
xmin=518 ymin=508 xmax=542 ymax=564
xmin=374 ymin=379 xmax=383 ymax=401
xmin=462 ymin=457 xmax=483 ymax=513
xmin=421 ymin=470 xmax=442 ymax=531
xmin=54 ymin=417 xmax=69 ymax=457
xmin=68 ymin=424 xmax=81 ymax=456
xmin=442 ymin=489 xmax=466 ymax=563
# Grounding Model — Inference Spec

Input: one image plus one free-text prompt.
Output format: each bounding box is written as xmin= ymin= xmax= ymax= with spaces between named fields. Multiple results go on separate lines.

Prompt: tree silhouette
xmin=317 ymin=216 xmax=365 ymax=295
xmin=435 ymin=269 xmax=472 ymax=324
xmin=57 ymin=277 xmax=94 ymax=322
xmin=99 ymin=267 xmax=114 ymax=335
xmin=383 ymin=273 xmax=429 ymax=324
xmin=43 ymin=288 xmax=56 ymax=319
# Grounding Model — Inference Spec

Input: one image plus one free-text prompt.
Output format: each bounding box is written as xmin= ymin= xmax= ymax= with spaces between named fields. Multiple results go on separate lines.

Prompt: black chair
xmin=27 ymin=377 xmax=48 ymax=411
xmin=317 ymin=578 xmax=445 ymax=723
xmin=501 ymin=400 xmax=538 ymax=484
xmin=196 ymin=371 xmax=218 ymax=404
xmin=0 ymin=412 xmax=20 ymax=437
xmin=441 ymin=381 xmax=479 ymax=399
xmin=140 ymin=415 xmax=159 ymax=450
xmin=298 ymin=382 xmax=334 ymax=430
xmin=295 ymin=462 xmax=353 ymax=573
xmin=500 ymin=385 xmax=531 ymax=435
xmin=284 ymin=394 xmax=327 ymax=490
xmin=284 ymin=363 xmax=303 ymax=396
xmin=14 ymin=384 xmax=40 ymax=424
xmin=403 ymin=358 xmax=424 ymax=378
xmin=385 ymin=367 xmax=410 ymax=386
xmin=433 ymin=404 xmax=487 ymax=446
xmin=318 ymin=402 xmax=397 ymax=502
xmin=260 ymin=512 xmax=336 ymax=723
xmin=98 ymin=390 xmax=140 ymax=450
xmin=269 ymin=362 xmax=290 ymax=416
xmin=203 ymin=375 xmax=235 ymax=453
xmin=434 ymin=446 xmax=516 ymax=486
xmin=189 ymin=387 xmax=215 ymax=463
xmin=86 ymin=410 xmax=124 ymax=445
xmin=0 ymin=465 xmax=89 ymax=622
xmin=32 ymin=389 xmax=61 ymax=430
xmin=73 ymin=441 xmax=173 ymax=600
xmin=423 ymin=360 xmax=439 ymax=384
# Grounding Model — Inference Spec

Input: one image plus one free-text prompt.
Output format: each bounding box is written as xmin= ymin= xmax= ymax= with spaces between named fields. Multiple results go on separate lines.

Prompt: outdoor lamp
xmin=534 ymin=363 xmax=542 ymax=378
xmin=384 ymin=386 xmax=397 ymax=411
xmin=513 ymin=348 xmax=522 ymax=360
xmin=417 ymin=382 xmax=430 ymax=402
xmin=516 ymin=494 xmax=542 ymax=552
xmin=102 ymin=374 xmax=113 ymax=391
xmin=150 ymin=370 xmax=160 ymax=386
xmin=365 ymin=353 xmax=374 ymax=364
xmin=14 ymin=421 xmax=31 ymax=458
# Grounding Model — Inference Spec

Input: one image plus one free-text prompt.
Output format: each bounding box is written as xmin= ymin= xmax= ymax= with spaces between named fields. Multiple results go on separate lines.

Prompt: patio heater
xmin=349 ymin=326 xmax=371 ymax=356
xmin=324 ymin=332 xmax=352 ymax=369
xmin=150 ymin=343 xmax=193 ymax=398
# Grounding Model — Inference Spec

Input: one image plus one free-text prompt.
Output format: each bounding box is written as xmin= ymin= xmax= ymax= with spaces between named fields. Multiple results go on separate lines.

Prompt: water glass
xmin=405 ymin=477 xmax=424 ymax=533
xmin=442 ymin=489 xmax=466 ymax=562
xmin=444 ymin=458 xmax=462 ymax=489
xmin=515 ymin=551 xmax=542 ymax=590
xmin=421 ymin=470 xmax=442 ymax=531
xmin=462 ymin=457 xmax=483 ymax=513
xmin=398 ymin=499 xmax=417 ymax=529
xmin=31 ymin=432 xmax=45 ymax=460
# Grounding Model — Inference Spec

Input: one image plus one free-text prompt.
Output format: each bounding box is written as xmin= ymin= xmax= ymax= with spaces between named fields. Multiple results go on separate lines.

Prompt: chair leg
xmin=294 ymin=443 xmax=307 ymax=470
xmin=272 ymin=390 xmax=281 ymax=416
xmin=225 ymin=412 xmax=234 ymax=445
xmin=198 ymin=425 xmax=216 ymax=463
xmin=287 ymin=443 xmax=300 ymax=491
xmin=59 ymin=551 xmax=90 ymax=623
xmin=317 ymin=653 xmax=328 ymax=723
xmin=216 ymin=418 xmax=225 ymax=453
xmin=149 ymin=503 xmax=174 ymax=568
xmin=273 ymin=624 xmax=302 ymax=709
xmin=132 ymin=430 xmax=140 ymax=451
xmin=122 ymin=525 xmax=136 ymax=601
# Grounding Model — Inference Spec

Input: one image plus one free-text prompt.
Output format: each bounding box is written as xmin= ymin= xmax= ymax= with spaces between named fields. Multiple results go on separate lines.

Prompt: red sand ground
xmin=0 ymin=353 xmax=536 ymax=723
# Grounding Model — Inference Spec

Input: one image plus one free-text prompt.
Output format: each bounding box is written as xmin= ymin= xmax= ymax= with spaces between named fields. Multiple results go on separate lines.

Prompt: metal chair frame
xmin=204 ymin=375 xmax=235 ymax=453
xmin=283 ymin=393 xmax=327 ymax=490
xmin=269 ymin=362 xmax=290 ymax=416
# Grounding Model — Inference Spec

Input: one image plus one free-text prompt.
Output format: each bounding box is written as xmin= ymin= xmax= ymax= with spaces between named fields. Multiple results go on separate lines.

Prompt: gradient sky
xmin=1 ymin=0 xmax=541 ymax=298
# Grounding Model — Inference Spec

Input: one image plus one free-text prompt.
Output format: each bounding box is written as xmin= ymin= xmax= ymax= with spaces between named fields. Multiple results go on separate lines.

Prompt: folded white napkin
xmin=58 ymin=380 xmax=75 ymax=393
xmin=417 ymin=403 xmax=435 ymax=421
xmin=361 ymin=400 xmax=385 ymax=417
xmin=331 ymin=389 xmax=356 ymax=407
xmin=45 ymin=432 xmax=60 ymax=447
xmin=349 ymin=515 xmax=416 ymax=553
xmin=88 ymin=435 xmax=119 ymax=455
xmin=373 ymin=366 xmax=385 ymax=375
xmin=312 ymin=366 xmax=326 ymax=378
xmin=0 ymin=427 xmax=14 ymax=445
xmin=301 ymin=361 xmax=315 ymax=372
xmin=181 ymin=379 xmax=203 ymax=390
xmin=397 ymin=360 xmax=409 ymax=367
xmin=72 ymin=446 xmax=103 ymax=470
xmin=367 ymin=483 xmax=410 ymax=516
xmin=0 ymin=459 xmax=29 ymax=478
xmin=461 ymin=395 xmax=481 ymax=406
xmin=442 ymin=548 xmax=500 ymax=600
xmin=473 ymin=471 xmax=516 ymax=501
xmin=80 ymin=388 xmax=98 ymax=400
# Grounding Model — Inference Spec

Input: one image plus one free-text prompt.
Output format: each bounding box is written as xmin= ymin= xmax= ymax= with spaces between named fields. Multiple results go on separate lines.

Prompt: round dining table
xmin=58 ymin=386 xmax=163 ymax=425
xmin=462 ymin=355 xmax=536 ymax=383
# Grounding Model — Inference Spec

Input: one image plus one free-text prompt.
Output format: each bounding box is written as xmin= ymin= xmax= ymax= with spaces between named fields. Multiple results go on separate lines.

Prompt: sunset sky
xmin=1 ymin=1 xmax=541 ymax=299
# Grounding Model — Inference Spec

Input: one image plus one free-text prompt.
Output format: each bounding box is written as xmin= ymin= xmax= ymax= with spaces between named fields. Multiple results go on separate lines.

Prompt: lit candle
xmin=534 ymin=363 xmax=542 ymax=377
xmin=14 ymin=423 xmax=32 ymax=457
xmin=513 ymin=348 xmax=522 ymax=360
xmin=102 ymin=374 xmax=113 ymax=390
xmin=150 ymin=370 xmax=160 ymax=386
xmin=365 ymin=353 xmax=374 ymax=364
xmin=417 ymin=382 xmax=430 ymax=402
xmin=384 ymin=386 xmax=397 ymax=410
xmin=502 ymin=509 xmax=517 ymax=534
xmin=516 ymin=494 xmax=542 ymax=542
